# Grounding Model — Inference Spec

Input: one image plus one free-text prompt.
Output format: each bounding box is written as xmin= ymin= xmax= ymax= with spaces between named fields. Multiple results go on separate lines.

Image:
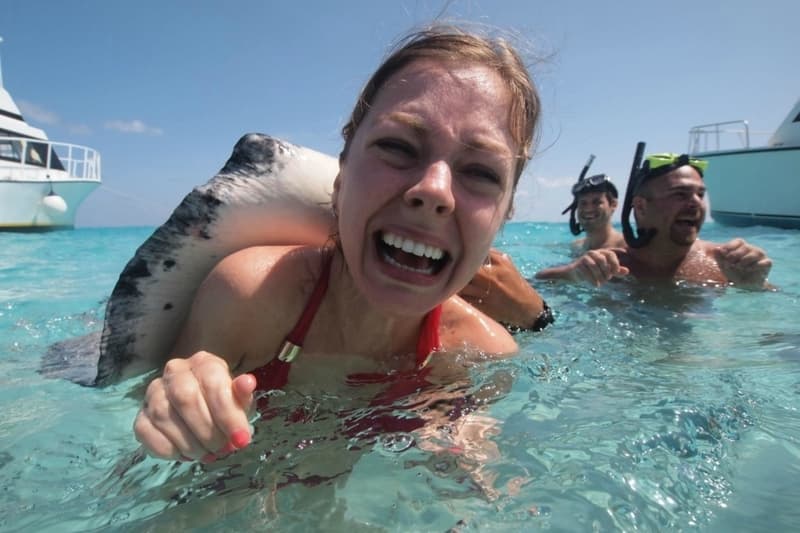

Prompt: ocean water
xmin=1 ymin=222 xmax=798 ymax=532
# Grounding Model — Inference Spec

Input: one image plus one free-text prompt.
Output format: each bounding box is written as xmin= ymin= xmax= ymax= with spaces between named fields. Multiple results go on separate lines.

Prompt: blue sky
xmin=2 ymin=0 xmax=798 ymax=227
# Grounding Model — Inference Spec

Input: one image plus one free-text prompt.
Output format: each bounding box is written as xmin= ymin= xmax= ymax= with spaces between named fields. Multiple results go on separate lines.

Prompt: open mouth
xmin=376 ymin=231 xmax=450 ymax=276
xmin=674 ymin=219 xmax=701 ymax=234
xmin=675 ymin=217 xmax=700 ymax=228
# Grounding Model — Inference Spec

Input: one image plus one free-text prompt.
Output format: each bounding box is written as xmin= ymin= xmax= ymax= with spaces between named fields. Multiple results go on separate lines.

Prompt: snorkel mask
xmin=620 ymin=143 xmax=708 ymax=248
xmin=561 ymin=155 xmax=619 ymax=235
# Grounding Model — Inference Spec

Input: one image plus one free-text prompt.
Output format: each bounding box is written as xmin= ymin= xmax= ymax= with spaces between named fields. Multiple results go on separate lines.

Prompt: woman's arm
xmin=133 ymin=245 xmax=306 ymax=462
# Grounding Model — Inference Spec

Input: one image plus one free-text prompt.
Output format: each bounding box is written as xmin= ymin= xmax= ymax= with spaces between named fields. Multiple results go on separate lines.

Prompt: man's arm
xmin=535 ymin=249 xmax=630 ymax=287
xmin=459 ymin=249 xmax=553 ymax=332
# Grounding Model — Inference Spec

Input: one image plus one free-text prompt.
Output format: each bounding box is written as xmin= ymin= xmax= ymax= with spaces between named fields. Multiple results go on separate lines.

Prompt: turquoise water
xmin=1 ymin=222 xmax=798 ymax=531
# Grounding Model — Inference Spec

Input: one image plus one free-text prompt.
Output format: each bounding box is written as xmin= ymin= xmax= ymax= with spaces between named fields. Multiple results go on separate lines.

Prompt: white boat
xmin=0 ymin=38 xmax=101 ymax=231
xmin=688 ymin=98 xmax=800 ymax=229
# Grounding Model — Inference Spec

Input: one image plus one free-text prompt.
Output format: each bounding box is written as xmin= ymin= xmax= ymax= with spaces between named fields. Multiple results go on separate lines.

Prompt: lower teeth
xmin=383 ymin=252 xmax=434 ymax=275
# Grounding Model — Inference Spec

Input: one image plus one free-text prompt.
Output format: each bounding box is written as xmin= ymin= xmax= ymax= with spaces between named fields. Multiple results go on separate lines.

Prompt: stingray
xmin=41 ymin=133 xmax=338 ymax=386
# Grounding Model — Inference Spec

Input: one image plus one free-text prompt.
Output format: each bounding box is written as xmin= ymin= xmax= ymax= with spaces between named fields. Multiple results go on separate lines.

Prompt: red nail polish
xmin=201 ymin=453 xmax=217 ymax=463
xmin=231 ymin=428 xmax=251 ymax=449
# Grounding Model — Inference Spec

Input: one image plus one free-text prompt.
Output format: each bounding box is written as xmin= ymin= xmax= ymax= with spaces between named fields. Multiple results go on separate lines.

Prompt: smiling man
xmin=562 ymin=173 xmax=625 ymax=254
xmin=536 ymin=151 xmax=773 ymax=289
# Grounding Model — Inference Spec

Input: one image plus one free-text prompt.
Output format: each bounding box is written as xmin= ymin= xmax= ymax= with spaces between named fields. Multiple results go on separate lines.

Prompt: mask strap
xmin=563 ymin=154 xmax=596 ymax=235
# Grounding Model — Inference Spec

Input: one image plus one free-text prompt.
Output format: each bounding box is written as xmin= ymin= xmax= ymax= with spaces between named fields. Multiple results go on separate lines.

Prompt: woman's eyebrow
xmin=382 ymin=112 xmax=427 ymax=135
xmin=381 ymin=111 xmax=513 ymax=158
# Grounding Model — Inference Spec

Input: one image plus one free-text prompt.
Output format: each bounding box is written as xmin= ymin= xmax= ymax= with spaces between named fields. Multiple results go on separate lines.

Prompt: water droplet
xmin=376 ymin=432 xmax=415 ymax=454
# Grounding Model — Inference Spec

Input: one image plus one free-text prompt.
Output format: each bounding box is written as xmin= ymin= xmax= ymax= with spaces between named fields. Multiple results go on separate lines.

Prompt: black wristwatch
xmin=502 ymin=300 xmax=555 ymax=334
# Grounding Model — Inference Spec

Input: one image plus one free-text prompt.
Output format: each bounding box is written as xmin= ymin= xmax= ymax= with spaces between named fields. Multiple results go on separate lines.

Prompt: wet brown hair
xmin=340 ymin=25 xmax=540 ymax=189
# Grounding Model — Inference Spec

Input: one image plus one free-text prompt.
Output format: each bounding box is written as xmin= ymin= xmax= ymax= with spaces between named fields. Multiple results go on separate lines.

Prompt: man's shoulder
xmin=570 ymin=238 xmax=587 ymax=254
xmin=609 ymin=231 xmax=626 ymax=249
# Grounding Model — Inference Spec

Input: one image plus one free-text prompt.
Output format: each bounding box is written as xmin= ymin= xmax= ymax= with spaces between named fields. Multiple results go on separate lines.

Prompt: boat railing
xmin=0 ymin=137 xmax=101 ymax=181
xmin=688 ymin=120 xmax=752 ymax=154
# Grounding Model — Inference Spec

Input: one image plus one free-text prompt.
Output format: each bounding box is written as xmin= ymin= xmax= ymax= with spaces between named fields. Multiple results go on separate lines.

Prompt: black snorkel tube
xmin=561 ymin=154 xmax=596 ymax=235
xmin=620 ymin=141 xmax=656 ymax=248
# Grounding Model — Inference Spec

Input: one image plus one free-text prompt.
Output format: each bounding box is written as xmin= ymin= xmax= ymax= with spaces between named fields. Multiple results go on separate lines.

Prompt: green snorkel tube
xmin=561 ymin=154 xmax=596 ymax=235
xmin=621 ymin=141 xmax=656 ymax=248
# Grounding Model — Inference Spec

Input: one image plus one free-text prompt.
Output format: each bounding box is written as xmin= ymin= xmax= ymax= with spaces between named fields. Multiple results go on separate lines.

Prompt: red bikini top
xmin=251 ymin=253 xmax=442 ymax=391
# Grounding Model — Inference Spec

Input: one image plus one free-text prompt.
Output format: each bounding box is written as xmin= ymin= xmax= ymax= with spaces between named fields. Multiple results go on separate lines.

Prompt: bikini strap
xmin=277 ymin=252 xmax=333 ymax=362
xmin=415 ymin=304 xmax=442 ymax=368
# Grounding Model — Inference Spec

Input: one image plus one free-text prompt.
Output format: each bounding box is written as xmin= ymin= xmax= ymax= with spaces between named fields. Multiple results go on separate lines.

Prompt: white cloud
xmin=534 ymin=175 xmax=576 ymax=189
xmin=17 ymin=100 xmax=60 ymax=125
xmin=104 ymin=119 xmax=164 ymax=136
xmin=68 ymin=124 xmax=92 ymax=135
xmin=511 ymin=174 xmax=574 ymax=222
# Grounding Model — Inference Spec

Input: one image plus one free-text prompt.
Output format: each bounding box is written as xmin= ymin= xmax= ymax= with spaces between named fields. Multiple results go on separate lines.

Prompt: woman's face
xmin=334 ymin=58 xmax=518 ymax=316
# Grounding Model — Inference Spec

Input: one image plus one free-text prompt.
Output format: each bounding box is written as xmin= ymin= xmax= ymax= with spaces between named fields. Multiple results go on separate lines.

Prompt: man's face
xmin=576 ymin=191 xmax=616 ymax=232
xmin=634 ymin=166 xmax=707 ymax=246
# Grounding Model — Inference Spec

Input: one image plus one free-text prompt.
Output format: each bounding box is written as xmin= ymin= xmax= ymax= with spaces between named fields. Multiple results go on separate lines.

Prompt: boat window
xmin=25 ymin=142 xmax=48 ymax=167
xmin=794 ymin=110 xmax=800 ymax=123
xmin=49 ymin=146 xmax=66 ymax=171
xmin=0 ymin=139 xmax=22 ymax=162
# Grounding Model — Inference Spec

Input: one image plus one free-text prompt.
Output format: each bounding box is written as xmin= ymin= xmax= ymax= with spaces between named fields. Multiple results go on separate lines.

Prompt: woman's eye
xmin=464 ymin=165 xmax=501 ymax=185
xmin=376 ymin=139 xmax=415 ymax=158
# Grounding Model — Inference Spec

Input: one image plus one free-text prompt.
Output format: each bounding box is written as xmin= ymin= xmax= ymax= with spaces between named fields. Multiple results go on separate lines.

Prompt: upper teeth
xmin=382 ymin=232 xmax=444 ymax=260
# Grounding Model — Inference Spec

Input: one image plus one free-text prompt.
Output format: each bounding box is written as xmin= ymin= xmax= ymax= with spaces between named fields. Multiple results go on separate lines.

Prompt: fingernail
xmin=179 ymin=455 xmax=192 ymax=462
xmin=201 ymin=453 xmax=217 ymax=464
xmin=231 ymin=428 xmax=251 ymax=449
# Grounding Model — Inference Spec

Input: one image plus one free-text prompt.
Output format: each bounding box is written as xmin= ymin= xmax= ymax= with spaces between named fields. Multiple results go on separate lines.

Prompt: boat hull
xmin=696 ymin=146 xmax=800 ymax=229
xmin=0 ymin=179 xmax=100 ymax=230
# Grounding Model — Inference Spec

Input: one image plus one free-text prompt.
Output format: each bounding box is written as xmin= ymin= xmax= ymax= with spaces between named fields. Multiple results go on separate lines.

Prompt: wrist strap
xmin=502 ymin=300 xmax=554 ymax=334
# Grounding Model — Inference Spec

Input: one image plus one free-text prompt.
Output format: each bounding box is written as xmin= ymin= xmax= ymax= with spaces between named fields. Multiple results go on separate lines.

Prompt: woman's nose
xmin=403 ymin=161 xmax=456 ymax=215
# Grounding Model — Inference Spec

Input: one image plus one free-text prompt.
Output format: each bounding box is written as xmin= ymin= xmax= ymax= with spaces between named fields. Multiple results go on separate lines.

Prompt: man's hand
xmin=714 ymin=238 xmax=773 ymax=289
xmin=536 ymin=248 xmax=629 ymax=286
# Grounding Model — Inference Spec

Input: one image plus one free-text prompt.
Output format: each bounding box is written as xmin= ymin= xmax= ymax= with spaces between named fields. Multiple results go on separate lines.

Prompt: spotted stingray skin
xmin=94 ymin=133 xmax=337 ymax=386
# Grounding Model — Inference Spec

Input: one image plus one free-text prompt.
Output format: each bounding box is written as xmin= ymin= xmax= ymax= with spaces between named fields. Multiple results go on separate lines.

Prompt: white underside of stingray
xmin=95 ymin=133 xmax=337 ymax=386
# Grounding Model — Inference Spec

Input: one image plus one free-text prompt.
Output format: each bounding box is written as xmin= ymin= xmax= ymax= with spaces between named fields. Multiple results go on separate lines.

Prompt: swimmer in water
xmin=535 ymin=145 xmax=773 ymax=289
xmin=134 ymin=25 xmax=543 ymax=463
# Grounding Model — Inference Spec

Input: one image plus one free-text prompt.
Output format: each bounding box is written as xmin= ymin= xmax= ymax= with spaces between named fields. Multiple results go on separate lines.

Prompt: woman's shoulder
xmin=208 ymin=245 xmax=325 ymax=295
xmin=177 ymin=245 xmax=329 ymax=364
xmin=439 ymin=296 xmax=517 ymax=357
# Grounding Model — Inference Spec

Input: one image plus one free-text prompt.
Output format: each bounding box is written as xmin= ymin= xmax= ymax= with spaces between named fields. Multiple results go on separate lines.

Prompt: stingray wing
xmin=95 ymin=134 xmax=338 ymax=386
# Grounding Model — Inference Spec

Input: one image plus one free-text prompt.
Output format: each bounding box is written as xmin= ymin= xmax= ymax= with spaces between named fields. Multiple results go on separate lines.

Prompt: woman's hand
xmin=133 ymin=351 xmax=256 ymax=462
